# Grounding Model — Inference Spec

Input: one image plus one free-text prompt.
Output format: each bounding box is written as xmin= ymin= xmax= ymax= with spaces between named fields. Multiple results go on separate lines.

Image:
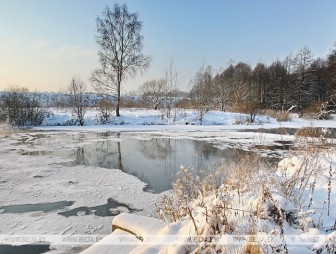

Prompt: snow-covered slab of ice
xmin=80 ymin=229 xmax=140 ymax=254
xmin=112 ymin=213 xmax=166 ymax=237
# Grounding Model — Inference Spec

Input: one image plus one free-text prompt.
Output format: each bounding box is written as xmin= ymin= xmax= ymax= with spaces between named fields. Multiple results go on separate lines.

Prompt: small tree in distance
xmin=91 ymin=4 xmax=151 ymax=117
xmin=68 ymin=76 xmax=87 ymax=126
xmin=163 ymin=61 xmax=178 ymax=118
xmin=190 ymin=65 xmax=214 ymax=124
xmin=139 ymin=79 xmax=166 ymax=110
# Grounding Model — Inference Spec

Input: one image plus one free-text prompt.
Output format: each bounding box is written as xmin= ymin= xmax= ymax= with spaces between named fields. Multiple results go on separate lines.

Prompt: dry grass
xmin=294 ymin=126 xmax=320 ymax=138
xmin=175 ymin=99 xmax=194 ymax=109
xmin=157 ymin=144 xmax=332 ymax=254
xmin=234 ymin=115 xmax=251 ymax=125
xmin=230 ymin=102 xmax=248 ymax=113
xmin=302 ymin=101 xmax=324 ymax=115
xmin=156 ymin=150 xmax=332 ymax=253
xmin=230 ymin=102 xmax=258 ymax=114
xmin=156 ymin=166 xmax=227 ymax=224
xmin=243 ymin=244 xmax=264 ymax=254
xmin=225 ymin=155 xmax=261 ymax=191
xmin=261 ymin=109 xmax=291 ymax=122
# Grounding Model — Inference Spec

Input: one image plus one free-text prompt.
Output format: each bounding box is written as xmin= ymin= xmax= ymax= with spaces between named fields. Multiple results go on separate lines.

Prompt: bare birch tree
xmin=91 ymin=4 xmax=151 ymax=116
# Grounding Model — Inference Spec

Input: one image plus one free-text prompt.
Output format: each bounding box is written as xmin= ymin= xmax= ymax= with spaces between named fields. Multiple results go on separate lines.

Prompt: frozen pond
xmin=0 ymin=128 xmax=297 ymax=253
xmin=22 ymin=132 xmax=255 ymax=193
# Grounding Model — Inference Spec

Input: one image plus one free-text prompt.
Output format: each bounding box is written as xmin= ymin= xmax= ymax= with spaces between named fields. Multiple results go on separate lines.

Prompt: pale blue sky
xmin=1 ymin=0 xmax=336 ymax=92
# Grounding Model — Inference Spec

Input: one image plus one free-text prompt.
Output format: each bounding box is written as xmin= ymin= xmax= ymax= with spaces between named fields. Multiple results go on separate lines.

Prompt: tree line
xmin=1 ymin=44 xmax=335 ymax=127
xmin=194 ymin=46 xmax=335 ymax=117
xmin=188 ymin=45 xmax=336 ymax=120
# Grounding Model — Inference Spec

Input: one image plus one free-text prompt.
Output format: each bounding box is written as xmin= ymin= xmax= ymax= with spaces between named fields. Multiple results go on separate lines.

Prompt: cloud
xmin=45 ymin=45 xmax=96 ymax=60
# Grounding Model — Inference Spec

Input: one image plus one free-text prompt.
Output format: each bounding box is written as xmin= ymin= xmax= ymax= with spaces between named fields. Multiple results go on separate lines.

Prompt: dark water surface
xmin=0 ymin=201 xmax=74 ymax=214
xmin=0 ymin=244 xmax=50 ymax=254
xmin=58 ymin=197 xmax=141 ymax=217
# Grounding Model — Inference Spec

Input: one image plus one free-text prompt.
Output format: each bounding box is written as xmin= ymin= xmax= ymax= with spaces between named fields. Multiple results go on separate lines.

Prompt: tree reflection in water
xmin=137 ymin=138 xmax=173 ymax=160
xmin=69 ymin=134 xmax=254 ymax=193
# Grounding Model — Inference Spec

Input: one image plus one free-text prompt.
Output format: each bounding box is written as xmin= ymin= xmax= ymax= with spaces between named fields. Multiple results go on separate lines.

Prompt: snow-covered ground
xmin=1 ymin=109 xmax=336 ymax=254
xmin=42 ymin=108 xmax=278 ymax=127
xmin=39 ymin=108 xmax=336 ymax=130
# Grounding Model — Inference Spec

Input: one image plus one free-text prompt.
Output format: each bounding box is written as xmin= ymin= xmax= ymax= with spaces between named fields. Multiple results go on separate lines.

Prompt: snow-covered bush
xmin=154 ymin=149 xmax=336 ymax=254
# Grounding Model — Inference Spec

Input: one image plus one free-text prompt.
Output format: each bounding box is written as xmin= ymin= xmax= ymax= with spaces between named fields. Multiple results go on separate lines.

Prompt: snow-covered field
xmin=0 ymin=109 xmax=336 ymax=254
xmin=39 ymin=108 xmax=336 ymax=131
xmin=41 ymin=108 xmax=278 ymax=126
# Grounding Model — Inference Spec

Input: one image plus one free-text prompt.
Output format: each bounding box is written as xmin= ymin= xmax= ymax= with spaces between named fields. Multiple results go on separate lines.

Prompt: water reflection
xmin=66 ymin=136 xmax=252 ymax=193
xmin=137 ymin=138 xmax=173 ymax=160
xmin=19 ymin=132 xmax=260 ymax=193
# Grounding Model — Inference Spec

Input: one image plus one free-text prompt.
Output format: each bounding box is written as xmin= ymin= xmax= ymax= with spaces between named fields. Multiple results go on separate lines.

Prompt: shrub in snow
xmin=0 ymin=87 xmax=46 ymax=126
xmin=233 ymin=115 xmax=251 ymax=125
xmin=231 ymin=101 xmax=260 ymax=123
xmin=261 ymin=109 xmax=291 ymax=122
xmin=97 ymin=98 xmax=114 ymax=124
xmin=295 ymin=126 xmax=321 ymax=139
xmin=313 ymin=231 xmax=336 ymax=254
xmin=154 ymin=149 xmax=336 ymax=254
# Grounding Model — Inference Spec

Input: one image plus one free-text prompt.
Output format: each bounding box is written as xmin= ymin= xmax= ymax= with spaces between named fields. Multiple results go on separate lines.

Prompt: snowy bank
xmin=37 ymin=109 xmax=336 ymax=134
xmin=41 ymin=109 xmax=276 ymax=127
xmin=81 ymin=148 xmax=336 ymax=254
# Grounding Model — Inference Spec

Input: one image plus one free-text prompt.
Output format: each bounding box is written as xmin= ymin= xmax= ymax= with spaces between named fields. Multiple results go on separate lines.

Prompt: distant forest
xmin=188 ymin=45 xmax=336 ymax=116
